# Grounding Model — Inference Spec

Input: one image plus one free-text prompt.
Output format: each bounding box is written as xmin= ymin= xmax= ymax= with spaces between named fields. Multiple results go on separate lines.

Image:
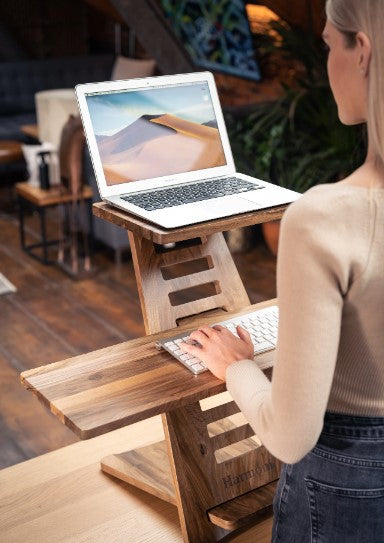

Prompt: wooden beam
xmin=110 ymin=0 xmax=195 ymax=74
xmin=248 ymin=0 xmax=326 ymax=36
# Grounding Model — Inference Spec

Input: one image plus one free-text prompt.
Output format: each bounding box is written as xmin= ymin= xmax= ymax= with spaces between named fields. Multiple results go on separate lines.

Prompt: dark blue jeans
xmin=272 ymin=412 xmax=384 ymax=542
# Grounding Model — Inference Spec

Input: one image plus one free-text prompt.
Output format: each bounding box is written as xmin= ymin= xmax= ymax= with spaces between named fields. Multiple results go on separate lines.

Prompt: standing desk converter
xmin=22 ymin=203 xmax=287 ymax=542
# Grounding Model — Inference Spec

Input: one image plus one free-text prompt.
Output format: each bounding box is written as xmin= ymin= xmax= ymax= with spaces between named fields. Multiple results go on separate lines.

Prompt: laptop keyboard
xmin=121 ymin=177 xmax=263 ymax=211
xmin=155 ymin=305 xmax=278 ymax=375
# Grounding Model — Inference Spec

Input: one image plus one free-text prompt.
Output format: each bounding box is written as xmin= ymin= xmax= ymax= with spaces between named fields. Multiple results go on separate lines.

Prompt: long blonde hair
xmin=326 ymin=0 xmax=384 ymax=168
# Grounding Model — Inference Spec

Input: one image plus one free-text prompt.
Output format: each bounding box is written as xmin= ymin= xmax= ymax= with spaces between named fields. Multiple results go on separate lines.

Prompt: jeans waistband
xmin=322 ymin=411 xmax=384 ymax=438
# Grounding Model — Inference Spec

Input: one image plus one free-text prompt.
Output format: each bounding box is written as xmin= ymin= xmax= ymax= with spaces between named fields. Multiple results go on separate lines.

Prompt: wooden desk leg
xmin=162 ymin=407 xmax=227 ymax=542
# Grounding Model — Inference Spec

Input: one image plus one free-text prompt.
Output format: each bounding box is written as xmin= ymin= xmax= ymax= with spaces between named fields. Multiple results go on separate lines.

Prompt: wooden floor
xmin=0 ymin=202 xmax=277 ymax=470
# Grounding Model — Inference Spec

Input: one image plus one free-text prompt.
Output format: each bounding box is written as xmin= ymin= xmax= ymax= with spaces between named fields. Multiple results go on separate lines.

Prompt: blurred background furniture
xmin=84 ymin=147 xmax=131 ymax=262
xmin=36 ymin=89 xmax=79 ymax=149
xmin=0 ymin=54 xmax=155 ymax=186
xmin=0 ymin=54 xmax=114 ymax=185
xmin=0 ymin=140 xmax=25 ymax=207
xmin=15 ymin=115 xmax=94 ymax=274
xmin=0 ymin=141 xmax=23 ymax=164
xmin=0 ymin=54 xmax=156 ymax=257
xmin=16 ymin=182 xmax=93 ymax=267
xmin=57 ymin=115 xmax=94 ymax=277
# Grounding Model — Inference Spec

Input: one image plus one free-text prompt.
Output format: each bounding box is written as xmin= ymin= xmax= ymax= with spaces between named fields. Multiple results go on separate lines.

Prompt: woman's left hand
xmin=180 ymin=325 xmax=254 ymax=381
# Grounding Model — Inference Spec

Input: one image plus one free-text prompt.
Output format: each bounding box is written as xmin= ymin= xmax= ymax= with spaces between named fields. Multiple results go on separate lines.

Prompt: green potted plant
xmin=225 ymin=19 xmax=366 ymax=254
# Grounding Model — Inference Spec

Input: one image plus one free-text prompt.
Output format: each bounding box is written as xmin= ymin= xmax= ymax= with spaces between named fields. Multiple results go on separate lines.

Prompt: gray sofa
xmin=0 ymin=55 xmax=114 ymax=183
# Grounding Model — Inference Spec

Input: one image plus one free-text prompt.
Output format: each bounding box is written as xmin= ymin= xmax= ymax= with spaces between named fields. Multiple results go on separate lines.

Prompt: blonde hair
xmin=326 ymin=0 xmax=384 ymax=168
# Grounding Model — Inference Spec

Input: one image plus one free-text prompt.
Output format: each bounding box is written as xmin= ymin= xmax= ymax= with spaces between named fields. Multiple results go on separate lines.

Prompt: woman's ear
xmin=356 ymin=31 xmax=372 ymax=77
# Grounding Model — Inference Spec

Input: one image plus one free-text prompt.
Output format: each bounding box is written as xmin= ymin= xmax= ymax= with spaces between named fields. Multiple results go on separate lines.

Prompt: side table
xmin=0 ymin=140 xmax=23 ymax=164
xmin=15 ymin=182 xmax=93 ymax=269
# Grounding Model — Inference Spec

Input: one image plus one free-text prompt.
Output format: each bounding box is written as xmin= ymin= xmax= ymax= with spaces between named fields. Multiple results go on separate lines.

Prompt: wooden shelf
xmin=21 ymin=300 xmax=275 ymax=440
xmin=93 ymin=201 xmax=287 ymax=244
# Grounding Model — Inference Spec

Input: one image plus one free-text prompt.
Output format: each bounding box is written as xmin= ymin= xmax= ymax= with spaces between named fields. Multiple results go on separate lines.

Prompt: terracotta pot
xmin=262 ymin=220 xmax=281 ymax=257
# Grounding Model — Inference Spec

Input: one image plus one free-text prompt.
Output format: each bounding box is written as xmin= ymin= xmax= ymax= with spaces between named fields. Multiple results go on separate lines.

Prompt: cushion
xmin=111 ymin=56 xmax=156 ymax=80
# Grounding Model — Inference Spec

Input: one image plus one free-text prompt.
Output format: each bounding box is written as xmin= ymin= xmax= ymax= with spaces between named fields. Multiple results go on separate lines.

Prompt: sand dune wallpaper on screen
xmin=86 ymin=84 xmax=226 ymax=185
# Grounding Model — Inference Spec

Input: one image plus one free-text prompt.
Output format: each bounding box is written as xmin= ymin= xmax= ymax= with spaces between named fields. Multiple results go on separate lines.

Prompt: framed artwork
xmin=161 ymin=0 xmax=261 ymax=81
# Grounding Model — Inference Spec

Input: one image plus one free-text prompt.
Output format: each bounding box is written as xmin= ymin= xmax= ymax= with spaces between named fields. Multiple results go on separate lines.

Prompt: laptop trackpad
xmin=240 ymin=188 xmax=299 ymax=206
xmin=192 ymin=196 xmax=260 ymax=219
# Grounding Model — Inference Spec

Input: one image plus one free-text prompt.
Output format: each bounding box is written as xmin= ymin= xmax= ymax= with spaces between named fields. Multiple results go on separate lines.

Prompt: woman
xmin=181 ymin=0 xmax=384 ymax=540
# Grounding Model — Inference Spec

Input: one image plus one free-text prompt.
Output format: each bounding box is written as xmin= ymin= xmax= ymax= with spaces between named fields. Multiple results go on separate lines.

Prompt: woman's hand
xmin=180 ymin=325 xmax=254 ymax=381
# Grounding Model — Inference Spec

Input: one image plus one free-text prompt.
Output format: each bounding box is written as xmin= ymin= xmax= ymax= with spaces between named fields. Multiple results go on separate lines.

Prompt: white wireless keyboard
xmin=155 ymin=305 xmax=278 ymax=375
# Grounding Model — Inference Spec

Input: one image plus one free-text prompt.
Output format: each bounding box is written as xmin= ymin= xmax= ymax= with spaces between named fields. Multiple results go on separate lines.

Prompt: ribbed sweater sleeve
xmin=226 ymin=185 xmax=359 ymax=464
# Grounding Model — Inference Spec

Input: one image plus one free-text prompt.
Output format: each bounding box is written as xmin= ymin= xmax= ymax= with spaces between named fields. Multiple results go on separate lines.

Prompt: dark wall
xmin=0 ymin=0 xmax=134 ymax=61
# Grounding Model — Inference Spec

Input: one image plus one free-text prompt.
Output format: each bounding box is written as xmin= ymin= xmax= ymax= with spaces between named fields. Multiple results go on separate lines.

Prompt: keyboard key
xmin=180 ymin=353 xmax=194 ymax=361
xmin=164 ymin=342 xmax=178 ymax=351
xmin=191 ymin=363 xmax=206 ymax=372
xmin=157 ymin=306 xmax=278 ymax=374
xmin=253 ymin=341 xmax=274 ymax=352
xmin=121 ymin=177 xmax=262 ymax=211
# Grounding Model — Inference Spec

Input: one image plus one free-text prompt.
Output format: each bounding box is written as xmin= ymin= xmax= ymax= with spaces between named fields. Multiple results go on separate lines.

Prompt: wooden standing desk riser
xmin=23 ymin=203 xmax=287 ymax=542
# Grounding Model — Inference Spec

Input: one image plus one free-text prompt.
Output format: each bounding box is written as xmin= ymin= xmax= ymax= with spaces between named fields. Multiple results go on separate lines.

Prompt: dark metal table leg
xmin=38 ymin=207 xmax=49 ymax=264
xmin=18 ymin=196 xmax=26 ymax=250
xmin=87 ymin=198 xmax=94 ymax=257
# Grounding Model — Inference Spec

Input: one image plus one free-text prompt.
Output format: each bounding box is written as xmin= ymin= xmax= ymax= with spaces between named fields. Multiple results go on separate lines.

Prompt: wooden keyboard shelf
xmin=22 ymin=204 xmax=288 ymax=542
xmin=22 ymin=301 xmax=279 ymax=541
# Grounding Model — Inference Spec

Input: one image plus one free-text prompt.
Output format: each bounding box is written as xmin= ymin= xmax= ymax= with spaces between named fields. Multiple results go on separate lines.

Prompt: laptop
xmin=76 ymin=71 xmax=300 ymax=229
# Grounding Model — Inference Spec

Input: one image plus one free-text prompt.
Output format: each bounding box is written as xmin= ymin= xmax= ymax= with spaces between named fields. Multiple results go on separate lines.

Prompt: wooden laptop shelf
xmin=22 ymin=205 xmax=288 ymax=542
xmin=93 ymin=201 xmax=287 ymax=244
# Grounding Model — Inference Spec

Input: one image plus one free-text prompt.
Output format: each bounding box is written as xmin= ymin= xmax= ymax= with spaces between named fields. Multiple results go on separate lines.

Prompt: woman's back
xmin=280 ymin=181 xmax=384 ymax=417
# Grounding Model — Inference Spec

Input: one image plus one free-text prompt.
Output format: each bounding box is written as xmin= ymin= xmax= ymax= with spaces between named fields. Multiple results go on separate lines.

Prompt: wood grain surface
xmin=0 ymin=209 xmax=277 ymax=469
xmin=0 ymin=417 xmax=273 ymax=543
xmin=16 ymin=182 xmax=93 ymax=206
xmin=21 ymin=300 xmax=275 ymax=439
xmin=129 ymin=231 xmax=250 ymax=334
xmin=162 ymin=396 xmax=280 ymax=541
xmin=93 ymin=201 xmax=288 ymax=244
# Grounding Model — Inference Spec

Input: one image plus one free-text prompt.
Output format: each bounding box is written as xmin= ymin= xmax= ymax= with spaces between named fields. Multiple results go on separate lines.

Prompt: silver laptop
xmin=76 ymin=72 xmax=300 ymax=229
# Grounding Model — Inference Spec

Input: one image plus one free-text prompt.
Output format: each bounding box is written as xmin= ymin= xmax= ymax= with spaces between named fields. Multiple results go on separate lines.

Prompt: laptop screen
xmin=85 ymin=81 xmax=226 ymax=186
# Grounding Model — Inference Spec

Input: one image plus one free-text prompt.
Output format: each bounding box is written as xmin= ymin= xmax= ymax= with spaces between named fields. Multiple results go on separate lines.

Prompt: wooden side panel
xmin=162 ymin=399 xmax=280 ymax=541
xmin=129 ymin=232 xmax=250 ymax=334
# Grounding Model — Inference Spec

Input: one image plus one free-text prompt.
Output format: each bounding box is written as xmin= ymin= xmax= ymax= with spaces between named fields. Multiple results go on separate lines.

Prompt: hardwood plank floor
xmin=0 ymin=208 xmax=276 ymax=470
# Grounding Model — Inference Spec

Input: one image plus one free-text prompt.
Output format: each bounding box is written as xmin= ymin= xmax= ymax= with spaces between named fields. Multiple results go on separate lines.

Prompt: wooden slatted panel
xmin=128 ymin=232 xmax=250 ymax=334
xmin=210 ymin=425 xmax=256 ymax=450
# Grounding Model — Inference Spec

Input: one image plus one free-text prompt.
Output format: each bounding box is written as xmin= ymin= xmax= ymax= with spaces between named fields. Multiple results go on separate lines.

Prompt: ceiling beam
xmin=110 ymin=0 xmax=195 ymax=74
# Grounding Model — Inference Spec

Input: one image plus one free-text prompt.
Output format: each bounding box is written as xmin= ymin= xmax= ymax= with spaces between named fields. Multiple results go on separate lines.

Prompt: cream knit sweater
xmin=226 ymin=182 xmax=384 ymax=464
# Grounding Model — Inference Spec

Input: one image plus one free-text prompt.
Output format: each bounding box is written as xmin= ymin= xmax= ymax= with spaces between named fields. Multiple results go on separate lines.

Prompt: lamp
xmin=35 ymin=89 xmax=79 ymax=185
xmin=35 ymin=89 xmax=79 ymax=148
